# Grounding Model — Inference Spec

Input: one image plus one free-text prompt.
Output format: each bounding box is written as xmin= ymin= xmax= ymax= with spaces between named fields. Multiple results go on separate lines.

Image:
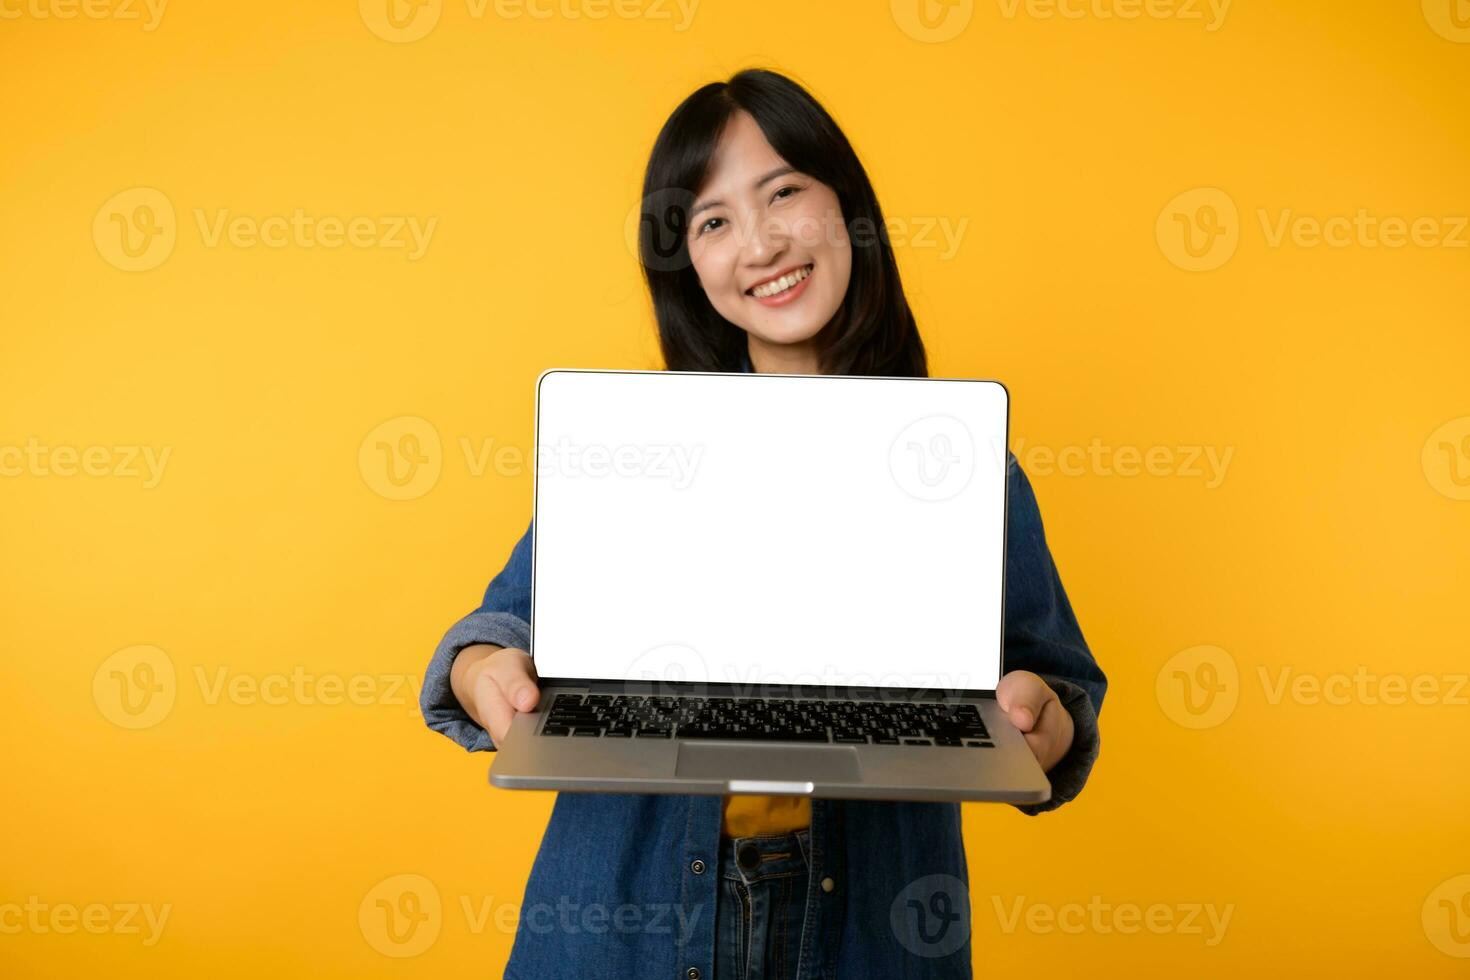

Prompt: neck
xmin=747 ymin=335 xmax=820 ymax=375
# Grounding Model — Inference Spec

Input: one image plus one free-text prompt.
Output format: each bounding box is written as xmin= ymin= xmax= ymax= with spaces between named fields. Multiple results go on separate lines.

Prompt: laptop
xmin=488 ymin=369 xmax=1051 ymax=804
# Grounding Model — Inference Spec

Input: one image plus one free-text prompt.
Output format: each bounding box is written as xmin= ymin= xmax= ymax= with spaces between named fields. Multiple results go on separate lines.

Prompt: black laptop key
xmin=949 ymin=725 xmax=990 ymax=739
xmin=548 ymin=716 xmax=599 ymax=729
xmin=753 ymin=730 xmax=826 ymax=742
xmin=927 ymin=719 xmax=989 ymax=738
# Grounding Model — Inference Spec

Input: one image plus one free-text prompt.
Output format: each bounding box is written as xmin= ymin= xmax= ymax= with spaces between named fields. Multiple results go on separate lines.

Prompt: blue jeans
xmin=715 ymin=829 xmax=812 ymax=980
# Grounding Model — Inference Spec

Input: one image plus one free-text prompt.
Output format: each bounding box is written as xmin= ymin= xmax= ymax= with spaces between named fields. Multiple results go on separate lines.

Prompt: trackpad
xmin=676 ymin=742 xmax=861 ymax=788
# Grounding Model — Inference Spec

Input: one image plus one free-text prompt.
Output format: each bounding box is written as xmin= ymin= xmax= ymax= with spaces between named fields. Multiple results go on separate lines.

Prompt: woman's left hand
xmin=996 ymin=670 xmax=1075 ymax=772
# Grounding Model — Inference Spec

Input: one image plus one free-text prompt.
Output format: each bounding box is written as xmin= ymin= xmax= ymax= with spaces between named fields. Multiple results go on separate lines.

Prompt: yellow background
xmin=3 ymin=0 xmax=1468 ymax=975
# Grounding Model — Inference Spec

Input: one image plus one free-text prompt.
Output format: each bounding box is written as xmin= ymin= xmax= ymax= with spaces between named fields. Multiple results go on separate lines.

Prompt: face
xmin=685 ymin=110 xmax=852 ymax=366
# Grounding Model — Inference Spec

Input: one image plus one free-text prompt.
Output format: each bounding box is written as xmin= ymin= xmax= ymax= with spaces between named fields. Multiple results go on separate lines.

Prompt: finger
xmin=1023 ymin=697 xmax=1074 ymax=771
xmin=1022 ymin=727 xmax=1053 ymax=766
xmin=475 ymin=672 xmax=516 ymax=745
xmin=996 ymin=671 xmax=1057 ymax=733
xmin=487 ymin=649 xmax=540 ymax=712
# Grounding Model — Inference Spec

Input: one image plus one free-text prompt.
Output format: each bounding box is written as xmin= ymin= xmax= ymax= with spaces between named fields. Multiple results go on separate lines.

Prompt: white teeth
xmin=751 ymin=264 xmax=811 ymax=299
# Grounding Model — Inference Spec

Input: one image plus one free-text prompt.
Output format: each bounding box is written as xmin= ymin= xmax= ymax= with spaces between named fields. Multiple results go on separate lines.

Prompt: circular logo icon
xmin=359 ymin=416 xmax=442 ymax=501
xmin=359 ymin=873 xmax=442 ymax=957
xmin=93 ymin=187 xmax=177 ymax=272
xmin=1423 ymin=0 xmax=1470 ymax=42
xmin=1424 ymin=874 xmax=1470 ymax=957
xmin=1422 ymin=416 xmax=1470 ymax=501
xmin=890 ymin=874 xmax=971 ymax=958
xmin=622 ymin=643 xmax=710 ymax=698
xmin=93 ymin=645 xmax=177 ymax=730
xmin=624 ymin=187 xmax=697 ymax=274
xmin=360 ymin=0 xmax=442 ymax=42
xmin=1156 ymin=645 xmax=1238 ymax=729
xmin=889 ymin=415 xmax=975 ymax=502
xmin=891 ymin=0 xmax=975 ymax=43
xmin=1156 ymin=187 xmax=1239 ymax=272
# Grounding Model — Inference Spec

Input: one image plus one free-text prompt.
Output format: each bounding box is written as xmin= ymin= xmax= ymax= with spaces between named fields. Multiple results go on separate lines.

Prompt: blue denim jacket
xmin=421 ymin=447 xmax=1106 ymax=979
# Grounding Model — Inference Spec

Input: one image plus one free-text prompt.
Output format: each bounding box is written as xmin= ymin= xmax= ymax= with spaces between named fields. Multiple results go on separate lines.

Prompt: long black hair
xmin=637 ymin=69 xmax=928 ymax=378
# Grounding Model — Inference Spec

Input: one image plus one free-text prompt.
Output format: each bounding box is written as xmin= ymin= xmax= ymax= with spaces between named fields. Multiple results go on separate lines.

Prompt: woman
xmin=421 ymin=68 xmax=1107 ymax=980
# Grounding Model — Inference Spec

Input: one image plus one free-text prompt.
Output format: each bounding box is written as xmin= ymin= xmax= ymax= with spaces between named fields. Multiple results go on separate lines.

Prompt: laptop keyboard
xmin=538 ymin=694 xmax=993 ymax=747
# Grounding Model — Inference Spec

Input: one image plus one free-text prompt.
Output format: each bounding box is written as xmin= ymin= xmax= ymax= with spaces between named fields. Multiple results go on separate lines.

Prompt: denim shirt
xmin=420 ymin=401 xmax=1107 ymax=980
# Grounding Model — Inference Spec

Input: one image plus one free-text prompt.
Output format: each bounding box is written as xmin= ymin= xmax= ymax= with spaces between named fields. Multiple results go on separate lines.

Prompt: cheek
xmin=690 ymin=242 xmax=738 ymax=297
xmin=787 ymin=204 xmax=844 ymax=255
xmin=817 ymin=222 xmax=853 ymax=299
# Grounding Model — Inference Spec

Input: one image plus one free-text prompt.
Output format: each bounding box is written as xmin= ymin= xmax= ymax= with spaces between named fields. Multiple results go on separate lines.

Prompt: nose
xmin=738 ymin=205 xmax=788 ymax=269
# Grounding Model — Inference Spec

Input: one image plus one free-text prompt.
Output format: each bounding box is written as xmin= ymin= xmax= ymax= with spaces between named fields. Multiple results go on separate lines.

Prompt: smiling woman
xmin=425 ymin=68 xmax=1106 ymax=980
xmin=637 ymin=69 xmax=927 ymax=378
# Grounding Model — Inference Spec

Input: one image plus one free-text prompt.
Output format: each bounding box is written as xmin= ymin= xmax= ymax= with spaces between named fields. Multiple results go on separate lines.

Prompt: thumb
xmin=504 ymin=650 xmax=540 ymax=711
xmin=996 ymin=670 xmax=1054 ymax=733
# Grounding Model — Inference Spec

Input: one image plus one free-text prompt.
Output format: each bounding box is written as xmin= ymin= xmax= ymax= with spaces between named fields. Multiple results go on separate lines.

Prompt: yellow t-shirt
xmin=721 ymin=794 xmax=811 ymax=838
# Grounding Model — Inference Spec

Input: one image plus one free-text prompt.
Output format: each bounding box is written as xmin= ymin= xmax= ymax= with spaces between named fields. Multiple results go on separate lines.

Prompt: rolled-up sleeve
xmin=1000 ymin=454 xmax=1108 ymax=815
xmin=420 ymin=522 xmax=535 ymax=752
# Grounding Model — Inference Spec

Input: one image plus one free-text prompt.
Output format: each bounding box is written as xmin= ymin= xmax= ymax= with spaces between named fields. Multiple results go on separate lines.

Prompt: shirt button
xmin=821 ymin=876 xmax=835 ymax=893
xmin=686 ymin=969 xmax=701 ymax=980
xmin=690 ymin=859 xmax=706 ymax=875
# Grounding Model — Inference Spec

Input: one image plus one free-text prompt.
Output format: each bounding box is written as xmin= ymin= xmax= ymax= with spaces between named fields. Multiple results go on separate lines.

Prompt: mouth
xmin=746 ymin=263 xmax=814 ymax=307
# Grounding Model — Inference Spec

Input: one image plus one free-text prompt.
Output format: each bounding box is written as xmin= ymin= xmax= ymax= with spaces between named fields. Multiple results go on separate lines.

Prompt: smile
xmin=747 ymin=263 xmax=814 ymax=304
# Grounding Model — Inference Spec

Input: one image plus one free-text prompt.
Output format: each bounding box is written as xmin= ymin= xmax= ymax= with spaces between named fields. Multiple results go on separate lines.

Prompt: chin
xmin=746 ymin=316 xmax=827 ymax=347
xmin=745 ymin=293 xmax=841 ymax=347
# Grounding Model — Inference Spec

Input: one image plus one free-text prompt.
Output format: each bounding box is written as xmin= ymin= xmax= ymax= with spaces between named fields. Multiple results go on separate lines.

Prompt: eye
xmin=773 ymin=185 xmax=802 ymax=202
xmin=696 ymin=216 xmax=726 ymax=237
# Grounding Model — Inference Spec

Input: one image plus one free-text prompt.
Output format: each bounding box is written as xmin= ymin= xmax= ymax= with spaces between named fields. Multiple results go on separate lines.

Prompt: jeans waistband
xmin=719 ymin=829 xmax=811 ymax=885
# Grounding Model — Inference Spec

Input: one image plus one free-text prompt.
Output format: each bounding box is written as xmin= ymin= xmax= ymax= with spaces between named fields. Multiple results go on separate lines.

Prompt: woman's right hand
xmin=449 ymin=644 xmax=540 ymax=745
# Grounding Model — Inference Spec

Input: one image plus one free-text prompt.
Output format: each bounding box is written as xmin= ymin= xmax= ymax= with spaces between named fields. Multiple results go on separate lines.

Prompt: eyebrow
xmin=690 ymin=166 xmax=797 ymax=220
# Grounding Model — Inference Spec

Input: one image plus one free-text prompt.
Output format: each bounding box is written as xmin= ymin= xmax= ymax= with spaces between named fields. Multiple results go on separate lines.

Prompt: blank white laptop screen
xmin=530 ymin=370 xmax=1009 ymax=693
